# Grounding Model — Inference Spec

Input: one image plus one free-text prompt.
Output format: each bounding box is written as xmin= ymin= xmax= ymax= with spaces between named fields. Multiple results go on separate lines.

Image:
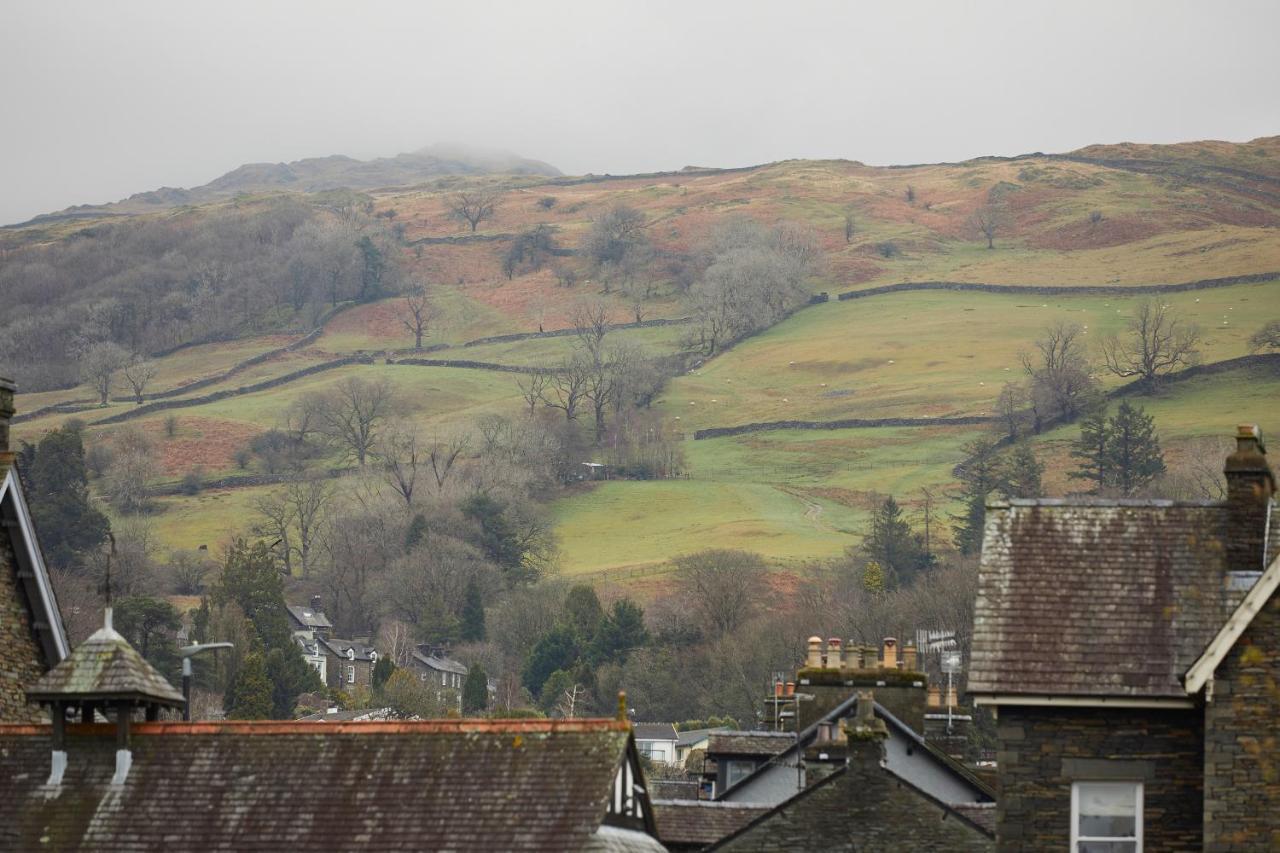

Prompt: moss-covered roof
xmin=25 ymin=611 xmax=184 ymax=707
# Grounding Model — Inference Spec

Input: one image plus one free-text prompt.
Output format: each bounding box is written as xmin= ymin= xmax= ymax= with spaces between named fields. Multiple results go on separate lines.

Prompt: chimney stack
xmin=1224 ymin=425 xmax=1275 ymax=574
xmin=927 ymin=685 xmax=942 ymax=708
xmin=0 ymin=377 xmax=14 ymax=458
xmin=881 ymin=637 xmax=897 ymax=670
xmin=310 ymin=595 xmax=322 ymax=612
xmin=827 ymin=637 xmax=843 ymax=669
xmin=903 ymin=641 xmax=918 ymax=672
xmin=806 ymin=636 xmax=823 ymax=669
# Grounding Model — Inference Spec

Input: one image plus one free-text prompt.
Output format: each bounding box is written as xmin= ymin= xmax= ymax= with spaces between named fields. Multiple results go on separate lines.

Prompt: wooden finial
xmin=617 ymin=690 xmax=628 ymax=723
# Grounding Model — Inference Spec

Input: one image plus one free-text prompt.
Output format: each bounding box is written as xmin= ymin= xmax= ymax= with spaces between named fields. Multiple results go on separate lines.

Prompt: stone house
xmin=970 ymin=425 xmax=1280 ymax=851
xmin=287 ymin=597 xmax=333 ymax=682
xmin=320 ymin=638 xmax=378 ymax=691
xmin=0 ymin=379 xmax=69 ymax=722
xmin=407 ymin=644 xmax=468 ymax=711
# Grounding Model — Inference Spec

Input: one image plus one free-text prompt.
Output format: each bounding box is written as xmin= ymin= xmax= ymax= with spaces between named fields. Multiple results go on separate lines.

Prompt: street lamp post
xmin=179 ymin=642 xmax=234 ymax=721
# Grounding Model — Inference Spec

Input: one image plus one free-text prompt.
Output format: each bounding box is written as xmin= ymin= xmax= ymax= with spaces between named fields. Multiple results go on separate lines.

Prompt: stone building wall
xmin=0 ymin=525 xmax=49 ymax=722
xmin=1204 ymin=588 xmax=1280 ymax=851
xmin=994 ymin=706 xmax=1203 ymax=851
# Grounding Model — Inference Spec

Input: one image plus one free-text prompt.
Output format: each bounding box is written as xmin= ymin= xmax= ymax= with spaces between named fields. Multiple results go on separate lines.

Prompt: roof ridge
xmin=0 ymin=718 xmax=632 ymax=736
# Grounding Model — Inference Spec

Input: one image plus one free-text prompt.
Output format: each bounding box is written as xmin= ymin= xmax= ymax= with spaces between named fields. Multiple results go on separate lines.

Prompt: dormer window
xmin=370 ymin=651 xmax=378 ymax=663
xmin=347 ymin=648 xmax=355 ymax=661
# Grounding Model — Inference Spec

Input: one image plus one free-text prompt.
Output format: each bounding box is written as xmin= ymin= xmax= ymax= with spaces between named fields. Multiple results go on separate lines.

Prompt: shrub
xmin=164 ymin=415 xmax=179 ymax=438
xmin=180 ymin=468 xmax=204 ymax=496
xmin=875 ymin=241 xmax=900 ymax=258
xmin=84 ymin=443 xmax=114 ymax=479
xmin=537 ymin=196 xmax=557 ymax=210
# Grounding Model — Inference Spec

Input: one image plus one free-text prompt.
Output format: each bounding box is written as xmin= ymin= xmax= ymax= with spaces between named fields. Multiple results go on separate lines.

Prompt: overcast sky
xmin=3 ymin=0 xmax=1278 ymax=225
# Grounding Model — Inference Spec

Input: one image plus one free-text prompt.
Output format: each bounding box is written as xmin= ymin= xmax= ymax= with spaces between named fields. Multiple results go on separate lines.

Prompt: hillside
xmin=8 ymin=143 xmax=560 ymax=227
xmin=5 ymin=135 xmax=1280 ymax=583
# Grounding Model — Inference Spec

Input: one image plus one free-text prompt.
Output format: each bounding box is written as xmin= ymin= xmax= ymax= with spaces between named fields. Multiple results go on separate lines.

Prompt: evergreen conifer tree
xmin=24 ymin=425 xmax=110 ymax=570
xmin=462 ymin=664 xmax=488 ymax=715
xmin=1069 ymin=407 xmax=1111 ymax=493
xmin=225 ymin=651 xmax=274 ymax=719
xmin=999 ymin=442 xmax=1044 ymax=498
xmin=590 ymin=599 xmax=649 ymax=665
xmin=862 ymin=496 xmax=925 ymax=587
xmin=1106 ymin=401 xmax=1165 ymax=495
xmin=460 ymin=577 xmax=486 ymax=642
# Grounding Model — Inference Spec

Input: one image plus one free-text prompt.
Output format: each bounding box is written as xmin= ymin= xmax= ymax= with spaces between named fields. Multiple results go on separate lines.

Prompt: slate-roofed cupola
xmin=1224 ymin=423 xmax=1275 ymax=576
xmin=25 ymin=607 xmax=184 ymax=785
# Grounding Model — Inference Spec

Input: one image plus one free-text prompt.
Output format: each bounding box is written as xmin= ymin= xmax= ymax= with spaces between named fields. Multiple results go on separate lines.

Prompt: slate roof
xmin=634 ymin=722 xmax=678 ymax=742
xmin=0 ymin=718 xmax=650 ymax=851
xmin=707 ymin=731 xmax=795 ymax=757
xmin=970 ymin=499 xmax=1280 ymax=699
xmin=322 ymin=638 xmax=377 ymax=662
xmin=25 ymin=613 xmax=184 ymax=707
xmin=652 ymin=799 xmax=769 ymax=848
xmin=0 ymin=464 xmax=69 ymax=665
xmin=677 ymin=727 xmax=730 ymax=748
xmin=410 ymin=649 xmax=467 ymax=675
xmin=285 ymin=604 xmax=331 ymax=631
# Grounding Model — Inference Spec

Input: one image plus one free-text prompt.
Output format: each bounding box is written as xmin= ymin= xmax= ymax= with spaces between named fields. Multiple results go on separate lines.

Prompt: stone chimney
xmin=881 ymin=637 xmax=897 ymax=670
xmin=806 ymin=636 xmax=823 ymax=669
xmin=0 ymin=377 xmax=14 ymax=460
xmin=1224 ymin=425 xmax=1275 ymax=574
xmin=310 ymin=595 xmax=322 ymax=612
xmin=826 ymin=637 xmax=843 ymax=669
xmin=902 ymin=641 xmax=918 ymax=672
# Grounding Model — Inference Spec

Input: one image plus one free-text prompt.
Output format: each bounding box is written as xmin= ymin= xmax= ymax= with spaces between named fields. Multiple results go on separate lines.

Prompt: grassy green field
xmin=657 ymin=280 xmax=1280 ymax=430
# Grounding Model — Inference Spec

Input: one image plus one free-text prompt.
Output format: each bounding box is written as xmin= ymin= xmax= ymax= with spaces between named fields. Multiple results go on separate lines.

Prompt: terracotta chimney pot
xmin=827 ymin=637 xmax=843 ymax=669
xmin=882 ymin=637 xmax=898 ymax=670
xmin=806 ymin=636 xmax=823 ymax=669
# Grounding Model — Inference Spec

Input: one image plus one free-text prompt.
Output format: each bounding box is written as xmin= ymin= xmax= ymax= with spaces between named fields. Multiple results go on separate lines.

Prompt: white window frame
xmin=346 ymin=664 xmax=355 ymax=684
xmin=1070 ymin=781 xmax=1143 ymax=851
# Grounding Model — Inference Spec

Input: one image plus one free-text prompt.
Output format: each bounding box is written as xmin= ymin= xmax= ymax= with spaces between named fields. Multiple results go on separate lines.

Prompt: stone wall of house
xmin=1204 ymin=589 xmax=1280 ymax=850
xmin=0 ymin=527 xmax=49 ymax=723
xmin=994 ymin=706 xmax=1203 ymax=851
xmin=717 ymin=738 xmax=993 ymax=851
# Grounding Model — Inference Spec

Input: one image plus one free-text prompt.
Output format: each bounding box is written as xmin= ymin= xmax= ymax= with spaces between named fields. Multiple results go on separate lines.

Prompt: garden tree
xmin=998 ymin=442 xmax=1044 ymax=499
xmin=1020 ymin=321 xmax=1097 ymax=427
xmin=320 ymin=375 xmax=397 ymax=465
xmin=968 ymin=200 xmax=1007 ymax=249
xmin=460 ymin=576 xmax=486 ymax=642
xmin=23 ymin=425 xmax=110 ymax=570
xmin=1249 ymin=320 xmax=1280 ymax=351
xmin=844 ymin=211 xmax=855 ymax=243
xmin=383 ymin=668 xmax=444 ymax=718
xmin=372 ymin=656 xmax=396 ymax=695
xmin=859 ymin=496 xmax=928 ymax=588
xmin=590 ymin=599 xmax=648 ymax=665
xmin=462 ymin=663 xmax=489 ymax=714
xmin=1100 ymin=301 xmax=1201 ymax=384
xmin=1104 ymin=401 xmax=1166 ymax=496
xmin=265 ymin=646 xmax=323 ymax=719
xmin=355 ymin=235 xmax=388 ymax=302
xmin=503 ymin=225 xmax=558 ymax=279
xmin=674 ymin=549 xmax=767 ymax=638
xmin=1069 ymin=407 xmax=1111 ymax=493
xmin=225 ymin=650 xmax=274 ymax=720
xmin=114 ymin=594 xmax=181 ymax=679
xmin=104 ymin=426 xmax=158 ymax=513
xmin=214 ymin=539 xmax=293 ymax=650
xmin=398 ymin=286 xmax=436 ymax=349
xmin=79 ymin=341 xmax=130 ymax=405
xmin=121 ymin=356 xmax=157 ymax=405
xmin=522 ymin=625 xmax=579 ymax=696
xmin=447 ymin=190 xmax=499 ymax=233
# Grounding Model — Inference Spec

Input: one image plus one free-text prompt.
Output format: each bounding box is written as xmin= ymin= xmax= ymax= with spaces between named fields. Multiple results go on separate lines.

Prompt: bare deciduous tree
xmin=321 ymin=376 xmax=397 ymax=465
xmin=427 ymin=432 xmax=471 ymax=493
xmin=844 ymin=211 xmax=855 ymax=243
xmin=968 ymin=202 xmax=1006 ymax=249
xmin=674 ymin=549 xmax=766 ymax=638
xmin=515 ymin=372 xmax=550 ymax=414
xmin=399 ymin=286 xmax=437 ymax=350
xmin=447 ymin=190 xmax=499 ymax=233
xmin=1100 ymin=301 xmax=1201 ymax=384
xmin=996 ymin=382 xmax=1026 ymax=441
xmin=380 ymin=421 xmax=422 ymax=506
xmin=544 ymin=355 xmax=592 ymax=422
xmin=122 ymin=356 xmax=157 ymax=405
xmin=1020 ymin=321 xmax=1096 ymax=426
xmin=80 ymin=341 xmax=130 ymax=405
xmin=286 ymin=476 xmax=331 ymax=577
xmin=105 ymin=426 xmax=158 ymax=513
